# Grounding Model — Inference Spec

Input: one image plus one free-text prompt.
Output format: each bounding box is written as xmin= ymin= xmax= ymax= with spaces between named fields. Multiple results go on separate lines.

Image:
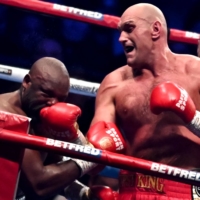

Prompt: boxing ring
xmin=0 ymin=0 xmax=200 ymax=199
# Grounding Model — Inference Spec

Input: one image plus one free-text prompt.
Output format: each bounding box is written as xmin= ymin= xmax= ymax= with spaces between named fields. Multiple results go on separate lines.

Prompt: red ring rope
xmin=0 ymin=0 xmax=199 ymax=44
xmin=0 ymin=128 xmax=200 ymax=186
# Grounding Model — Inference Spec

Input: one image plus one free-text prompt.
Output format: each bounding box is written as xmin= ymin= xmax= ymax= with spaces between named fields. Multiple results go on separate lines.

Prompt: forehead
xmin=33 ymin=70 xmax=68 ymax=91
xmin=43 ymin=73 xmax=69 ymax=88
xmin=119 ymin=8 xmax=141 ymax=27
xmin=41 ymin=76 xmax=69 ymax=98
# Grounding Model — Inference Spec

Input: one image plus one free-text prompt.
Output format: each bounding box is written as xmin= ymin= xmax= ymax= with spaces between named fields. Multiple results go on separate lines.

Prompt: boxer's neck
xmin=148 ymin=47 xmax=174 ymax=76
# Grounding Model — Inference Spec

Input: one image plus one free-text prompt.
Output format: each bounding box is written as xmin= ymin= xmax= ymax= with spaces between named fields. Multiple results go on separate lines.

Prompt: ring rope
xmin=1 ymin=128 xmax=200 ymax=186
xmin=0 ymin=0 xmax=199 ymax=97
xmin=0 ymin=64 xmax=99 ymax=97
xmin=0 ymin=0 xmax=199 ymax=44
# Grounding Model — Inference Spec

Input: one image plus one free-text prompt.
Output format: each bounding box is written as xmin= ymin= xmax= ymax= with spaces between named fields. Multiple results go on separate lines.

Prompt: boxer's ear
xmin=151 ymin=21 xmax=161 ymax=40
xmin=22 ymin=74 xmax=31 ymax=89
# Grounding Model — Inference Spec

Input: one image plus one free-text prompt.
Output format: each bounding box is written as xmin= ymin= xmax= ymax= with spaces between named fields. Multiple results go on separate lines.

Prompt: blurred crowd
xmin=0 ymin=0 xmax=200 ymax=84
xmin=0 ymin=0 xmax=200 ymax=190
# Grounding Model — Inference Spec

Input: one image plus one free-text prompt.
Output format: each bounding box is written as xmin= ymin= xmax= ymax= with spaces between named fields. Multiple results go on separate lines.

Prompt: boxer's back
xmin=109 ymin=55 xmax=200 ymax=168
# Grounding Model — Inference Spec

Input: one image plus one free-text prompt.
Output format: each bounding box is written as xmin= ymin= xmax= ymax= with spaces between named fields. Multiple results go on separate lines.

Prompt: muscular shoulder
xmin=180 ymin=54 xmax=200 ymax=75
xmin=97 ymin=65 xmax=130 ymax=95
xmin=0 ymin=92 xmax=25 ymax=115
xmin=100 ymin=65 xmax=130 ymax=87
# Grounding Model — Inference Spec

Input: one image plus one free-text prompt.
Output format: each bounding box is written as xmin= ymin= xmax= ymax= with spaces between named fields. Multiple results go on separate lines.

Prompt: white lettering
xmin=87 ymin=11 xmax=93 ymax=17
xmin=91 ymin=148 xmax=101 ymax=155
xmin=46 ymin=138 xmax=54 ymax=145
xmin=68 ymin=143 xmax=76 ymax=150
xmin=75 ymin=145 xmax=84 ymax=152
xmin=185 ymin=31 xmax=200 ymax=39
xmin=46 ymin=139 xmax=101 ymax=157
xmin=159 ymin=164 xmax=167 ymax=173
xmin=63 ymin=142 xmax=68 ymax=149
xmin=173 ymin=168 xmax=181 ymax=176
xmin=195 ymin=173 xmax=200 ymax=181
xmin=180 ymin=170 xmax=189 ymax=178
xmin=188 ymin=171 xmax=196 ymax=180
xmin=167 ymin=166 xmax=174 ymax=175
xmin=53 ymin=4 xmax=102 ymax=19
xmin=54 ymin=140 xmax=62 ymax=147
xmin=83 ymin=146 xmax=91 ymax=154
xmin=151 ymin=163 xmax=159 ymax=171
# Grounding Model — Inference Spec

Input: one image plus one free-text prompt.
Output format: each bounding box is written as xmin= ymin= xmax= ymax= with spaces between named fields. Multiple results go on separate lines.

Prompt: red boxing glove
xmin=150 ymin=81 xmax=195 ymax=122
xmin=150 ymin=81 xmax=200 ymax=137
xmin=40 ymin=103 xmax=81 ymax=141
xmin=87 ymin=121 xmax=126 ymax=153
xmin=82 ymin=186 xmax=119 ymax=200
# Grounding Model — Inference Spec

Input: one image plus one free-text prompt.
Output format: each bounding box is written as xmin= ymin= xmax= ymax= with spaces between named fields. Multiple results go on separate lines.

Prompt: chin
xmin=127 ymin=58 xmax=136 ymax=67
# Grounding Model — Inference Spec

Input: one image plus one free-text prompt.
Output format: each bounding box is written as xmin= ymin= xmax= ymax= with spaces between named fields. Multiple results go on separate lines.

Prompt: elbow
xmin=32 ymin=182 xmax=58 ymax=199
xmin=23 ymin=180 xmax=54 ymax=199
xmin=24 ymin=186 xmax=50 ymax=200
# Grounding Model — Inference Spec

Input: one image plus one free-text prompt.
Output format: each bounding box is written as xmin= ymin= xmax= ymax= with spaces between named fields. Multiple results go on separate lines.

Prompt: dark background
xmin=0 ymin=0 xmax=200 ymax=133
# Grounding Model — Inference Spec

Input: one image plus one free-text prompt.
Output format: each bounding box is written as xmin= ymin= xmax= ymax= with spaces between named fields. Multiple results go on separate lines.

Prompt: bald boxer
xmin=1 ymin=56 xmax=125 ymax=200
xmin=0 ymin=57 xmax=92 ymax=200
xmin=82 ymin=3 xmax=200 ymax=200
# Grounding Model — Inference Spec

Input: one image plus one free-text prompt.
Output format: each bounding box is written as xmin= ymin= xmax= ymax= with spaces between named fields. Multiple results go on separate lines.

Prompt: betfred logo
xmin=46 ymin=138 xmax=101 ymax=157
xmin=53 ymin=4 xmax=103 ymax=20
xmin=185 ymin=31 xmax=200 ymax=39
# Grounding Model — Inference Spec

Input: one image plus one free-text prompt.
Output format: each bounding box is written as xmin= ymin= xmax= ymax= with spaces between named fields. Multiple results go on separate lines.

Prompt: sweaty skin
xmin=0 ymin=57 xmax=83 ymax=199
xmin=90 ymin=3 xmax=200 ymax=169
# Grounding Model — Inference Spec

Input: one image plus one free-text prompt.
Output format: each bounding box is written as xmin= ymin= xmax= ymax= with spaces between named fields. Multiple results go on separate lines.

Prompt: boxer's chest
xmin=115 ymin=78 xmax=153 ymax=124
xmin=115 ymin=72 xmax=200 ymax=126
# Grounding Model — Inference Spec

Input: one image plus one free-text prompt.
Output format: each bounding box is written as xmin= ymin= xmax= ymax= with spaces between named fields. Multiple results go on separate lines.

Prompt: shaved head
xmin=21 ymin=57 xmax=70 ymax=118
xmin=118 ymin=3 xmax=168 ymax=68
xmin=123 ymin=3 xmax=166 ymax=23
xmin=29 ymin=57 xmax=69 ymax=80
xmin=120 ymin=3 xmax=167 ymax=35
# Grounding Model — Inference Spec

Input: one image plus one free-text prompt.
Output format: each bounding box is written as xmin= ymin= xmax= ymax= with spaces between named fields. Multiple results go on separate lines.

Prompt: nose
xmin=118 ymin=31 xmax=128 ymax=44
xmin=46 ymin=98 xmax=59 ymax=106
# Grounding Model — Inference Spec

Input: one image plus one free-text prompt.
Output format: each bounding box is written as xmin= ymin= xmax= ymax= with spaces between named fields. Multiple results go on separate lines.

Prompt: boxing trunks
xmin=0 ymin=111 xmax=30 ymax=200
xmin=119 ymin=170 xmax=200 ymax=200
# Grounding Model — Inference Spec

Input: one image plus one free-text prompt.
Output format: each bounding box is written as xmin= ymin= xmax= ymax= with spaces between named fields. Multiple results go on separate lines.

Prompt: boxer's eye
xmin=41 ymin=88 xmax=53 ymax=97
xmin=123 ymin=24 xmax=135 ymax=33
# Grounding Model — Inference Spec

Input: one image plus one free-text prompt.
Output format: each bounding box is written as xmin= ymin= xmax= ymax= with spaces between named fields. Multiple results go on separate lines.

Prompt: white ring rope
xmin=0 ymin=64 xmax=99 ymax=97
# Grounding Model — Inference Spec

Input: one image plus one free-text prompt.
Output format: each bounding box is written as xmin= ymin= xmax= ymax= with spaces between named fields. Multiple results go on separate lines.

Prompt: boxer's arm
xmin=91 ymin=72 xmax=119 ymax=125
xmin=19 ymin=149 xmax=81 ymax=199
xmin=86 ymin=72 xmax=122 ymax=192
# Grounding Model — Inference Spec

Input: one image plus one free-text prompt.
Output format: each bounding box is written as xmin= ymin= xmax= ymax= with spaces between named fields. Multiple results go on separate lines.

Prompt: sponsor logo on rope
xmin=185 ymin=31 xmax=200 ymax=39
xmin=53 ymin=4 xmax=103 ymax=20
xmin=0 ymin=66 xmax=12 ymax=75
xmin=151 ymin=163 xmax=200 ymax=182
xmin=70 ymin=83 xmax=98 ymax=95
xmin=46 ymin=138 xmax=101 ymax=157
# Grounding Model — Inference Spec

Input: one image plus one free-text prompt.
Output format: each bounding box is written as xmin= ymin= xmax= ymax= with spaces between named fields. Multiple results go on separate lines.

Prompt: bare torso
xmin=109 ymin=54 xmax=200 ymax=168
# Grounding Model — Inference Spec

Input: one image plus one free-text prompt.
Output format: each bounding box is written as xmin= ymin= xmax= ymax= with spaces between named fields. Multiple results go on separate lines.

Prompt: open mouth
xmin=124 ymin=46 xmax=135 ymax=53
